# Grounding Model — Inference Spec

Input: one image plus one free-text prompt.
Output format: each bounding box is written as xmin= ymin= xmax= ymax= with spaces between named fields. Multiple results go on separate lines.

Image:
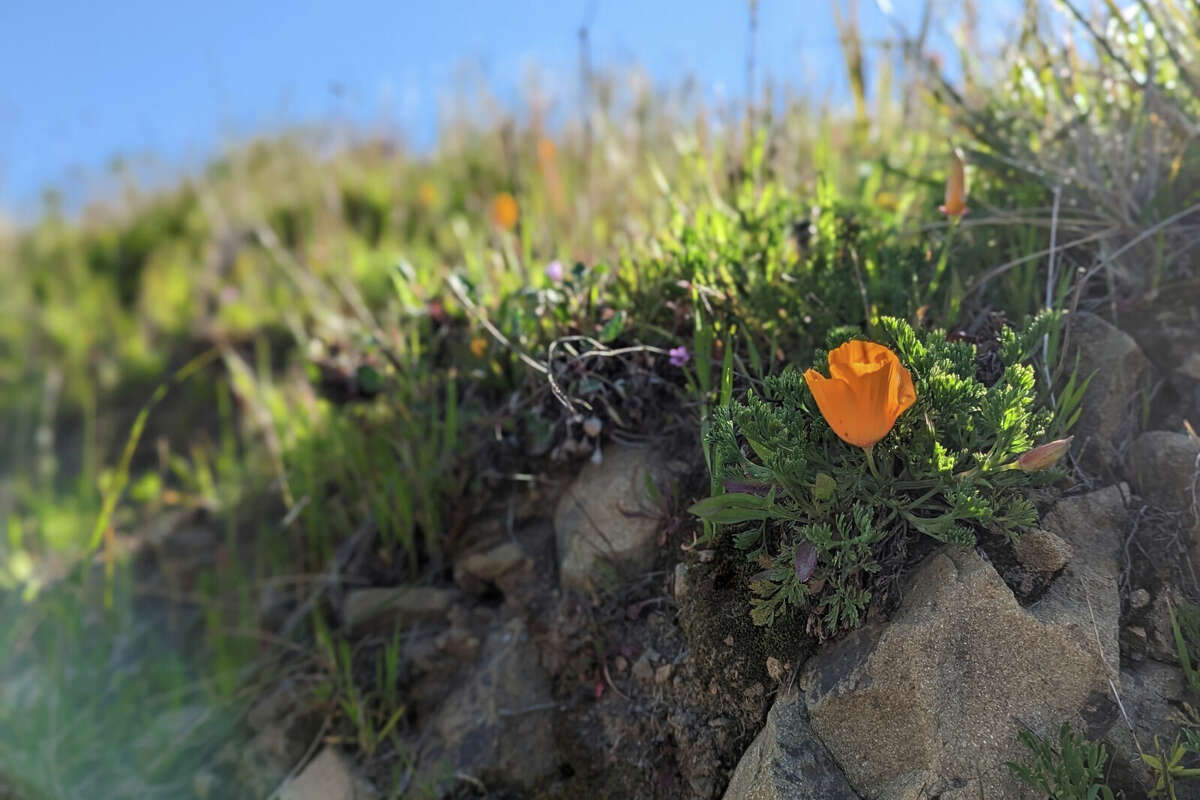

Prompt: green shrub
xmin=692 ymin=313 xmax=1061 ymax=635
xmin=1007 ymin=723 xmax=1115 ymax=800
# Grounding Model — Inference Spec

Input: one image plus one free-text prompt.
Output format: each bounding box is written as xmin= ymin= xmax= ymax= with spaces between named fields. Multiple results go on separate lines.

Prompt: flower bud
xmin=1017 ymin=437 xmax=1073 ymax=472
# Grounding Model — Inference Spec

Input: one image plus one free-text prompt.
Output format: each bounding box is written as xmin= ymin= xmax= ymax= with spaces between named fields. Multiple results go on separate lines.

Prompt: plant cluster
xmin=693 ymin=313 xmax=1062 ymax=636
xmin=1007 ymin=723 xmax=1116 ymax=800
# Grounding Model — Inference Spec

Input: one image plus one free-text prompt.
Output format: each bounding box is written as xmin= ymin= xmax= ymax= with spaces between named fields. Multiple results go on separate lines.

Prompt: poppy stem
xmin=863 ymin=445 xmax=881 ymax=481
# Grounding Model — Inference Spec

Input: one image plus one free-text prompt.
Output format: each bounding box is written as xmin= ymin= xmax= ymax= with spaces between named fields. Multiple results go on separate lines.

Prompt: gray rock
xmin=342 ymin=586 xmax=456 ymax=633
xmin=1013 ymin=528 xmax=1073 ymax=573
xmin=722 ymin=692 xmax=860 ymax=800
xmin=675 ymin=562 xmax=691 ymax=602
xmin=422 ymin=618 xmax=558 ymax=792
xmin=632 ymin=653 xmax=655 ymax=683
xmin=1068 ymin=312 xmax=1152 ymax=473
xmin=246 ymin=681 xmax=299 ymax=732
xmin=1104 ymin=661 xmax=1200 ymax=799
xmin=799 ymin=487 xmax=1123 ymax=799
xmin=554 ymin=443 xmax=677 ymax=591
xmin=454 ymin=542 xmax=531 ymax=596
xmin=1122 ymin=288 xmax=1200 ymax=383
xmin=1129 ymin=430 xmax=1200 ymax=516
xmin=280 ymin=748 xmax=374 ymax=800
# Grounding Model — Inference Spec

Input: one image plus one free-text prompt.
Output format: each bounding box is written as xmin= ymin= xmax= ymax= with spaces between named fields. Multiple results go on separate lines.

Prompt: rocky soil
xmin=118 ymin=309 xmax=1200 ymax=799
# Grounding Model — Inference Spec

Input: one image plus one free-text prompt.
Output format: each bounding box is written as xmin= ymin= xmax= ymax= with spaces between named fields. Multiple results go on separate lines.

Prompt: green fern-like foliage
xmin=692 ymin=313 xmax=1060 ymax=637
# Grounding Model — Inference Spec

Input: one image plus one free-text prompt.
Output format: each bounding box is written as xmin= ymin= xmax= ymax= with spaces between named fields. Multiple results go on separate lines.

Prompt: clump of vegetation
xmin=693 ymin=313 xmax=1065 ymax=635
xmin=1007 ymin=723 xmax=1116 ymax=800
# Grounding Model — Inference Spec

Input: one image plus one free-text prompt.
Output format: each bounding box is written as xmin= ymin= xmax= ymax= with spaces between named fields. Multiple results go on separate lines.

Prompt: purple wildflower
xmin=545 ymin=260 xmax=564 ymax=282
xmin=668 ymin=346 xmax=690 ymax=367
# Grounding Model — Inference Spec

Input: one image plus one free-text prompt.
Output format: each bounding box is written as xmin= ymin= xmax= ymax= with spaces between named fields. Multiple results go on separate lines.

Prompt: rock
xmin=454 ymin=542 xmax=531 ymax=596
xmin=1130 ymin=588 xmax=1152 ymax=609
xmin=554 ymin=444 xmax=677 ymax=591
xmin=435 ymin=626 xmax=481 ymax=661
xmin=723 ymin=692 xmax=860 ymax=800
xmin=1123 ymin=288 xmax=1200 ymax=383
xmin=342 ymin=586 xmax=455 ymax=633
xmin=280 ymin=748 xmax=373 ymax=800
xmin=1129 ymin=431 xmax=1200 ymax=516
xmin=668 ymin=710 xmax=721 ymax=798
xmin=1104 ymin=661 xmax=1200 ymax=799
xmin=1068 ymin=312 xmax=1152 ymax=473
xmin=1145 ymin=585 xmax=1188 ymax=665
xmin=1013 ymin=528 xmax=1073 ymax=573
xmin=422 ymin=618 xmax=558 ymax=793
xmin=766 ymin=656 xmax=786 ymax=684
xmin=799 ymin=487 xmax=1123 ymax=799
xmin=674 ymin=562 xmax=690 ymax=602
xmin=246 ymin=681 xmax=299 ymax=732
xmin=632 ymin=654 xmax=655 ymax=683
xmin=654 ymin=664 xmax=674 ymax=685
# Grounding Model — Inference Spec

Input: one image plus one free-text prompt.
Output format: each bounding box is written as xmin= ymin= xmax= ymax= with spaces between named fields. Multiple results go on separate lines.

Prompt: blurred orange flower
xmin=939 ymin=149 xmax=969 ymax=217
xmin=490 ymin=192 xmax=519 ymax=230
xmin=470 ymin=336 xmax=488 ymax=358
xmin=418 ymin=180 xmax=438 ymax=209
xmin=804 ymin=341 xmax=916 ymax=449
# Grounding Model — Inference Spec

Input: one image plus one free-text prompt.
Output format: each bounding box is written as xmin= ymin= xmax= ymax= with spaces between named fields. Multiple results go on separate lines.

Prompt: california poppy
xmin=804 ymin=341 xmax=916 ymax=449
xmin=939 ymin=149 xmax=969 ymax=218
xmin=490 ymin=192 xmax=519 ymax=230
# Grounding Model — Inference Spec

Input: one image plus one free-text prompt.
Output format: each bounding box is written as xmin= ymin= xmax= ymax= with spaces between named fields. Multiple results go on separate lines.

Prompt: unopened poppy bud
xmin=939 ymin=148 xmax=969 ymax=218
xmin=1017 ymin=437 xmax=1073 ymax=472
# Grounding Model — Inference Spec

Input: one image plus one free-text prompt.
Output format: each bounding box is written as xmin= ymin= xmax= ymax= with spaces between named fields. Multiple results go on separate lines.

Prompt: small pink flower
xmin=545 ymin=260 xmax=564 ymax=282
xmin=669 ymin=346 xmax=690 ymax=367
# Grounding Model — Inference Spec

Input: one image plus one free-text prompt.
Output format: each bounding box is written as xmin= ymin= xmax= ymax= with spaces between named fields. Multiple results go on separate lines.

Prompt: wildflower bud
xmin=1016 ymin=437 xmax=1073 ymax=472
xmin=939 ymin=148 xmax=969 ymax=218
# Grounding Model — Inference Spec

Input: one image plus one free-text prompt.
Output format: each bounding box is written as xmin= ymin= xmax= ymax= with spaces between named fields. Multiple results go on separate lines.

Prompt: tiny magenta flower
xmin=1016 ymin=436 xmax=1073 ymax=472
xmin=490 ymin=192 xmax=519 ymax=230
xmin=804 ymin=341 xmax=916 ymax=449
xmin=939 ymin=149 xmax=969 ymax=218
xmin=668 ymin=346 xmax=690 ymax=367
xmin=545 ymin=260 xmax=564 ymax=282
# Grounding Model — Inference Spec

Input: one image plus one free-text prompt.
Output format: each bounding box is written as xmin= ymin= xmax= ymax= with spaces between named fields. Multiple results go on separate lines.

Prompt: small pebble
xmin=613 ymin=655 xmax=629 ymax=675
xmin=697 ymin=549 xmax=716 ymax=563
xmin=582 ymin=416 xmax=603 ymax=438
xmin=766 ymin=656 xmax=786 ymax=683
xmin=654 ymin=664 xmax=674 ymax=685
xmin=632 ymin=655 xmax=654 ymax=683
xmin=723 ymin=634 xmax=735 ymax=647
xmin=674 ymin=563 xmax=690 ymax=602
xmin=1130 ymin=588 xmax=1151 ymax=609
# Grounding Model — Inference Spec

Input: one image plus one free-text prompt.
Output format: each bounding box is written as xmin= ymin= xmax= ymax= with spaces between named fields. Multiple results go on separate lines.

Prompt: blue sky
xmin=0 ymin=1 xmax=1014 ymax=215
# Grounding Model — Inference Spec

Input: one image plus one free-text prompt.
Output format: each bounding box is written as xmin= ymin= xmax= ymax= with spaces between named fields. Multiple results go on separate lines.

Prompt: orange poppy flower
xmin=490 ymin=192 xmax=519 ymax=230
xmin=804 ymin=341 xmax=916 ymax=449
xmin=939 ymin=149 xmax=969 ymax=217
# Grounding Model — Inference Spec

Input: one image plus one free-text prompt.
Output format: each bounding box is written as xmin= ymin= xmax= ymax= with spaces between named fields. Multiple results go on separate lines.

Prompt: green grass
xmin=2 ymin=1 xmax=1200 ymax=796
